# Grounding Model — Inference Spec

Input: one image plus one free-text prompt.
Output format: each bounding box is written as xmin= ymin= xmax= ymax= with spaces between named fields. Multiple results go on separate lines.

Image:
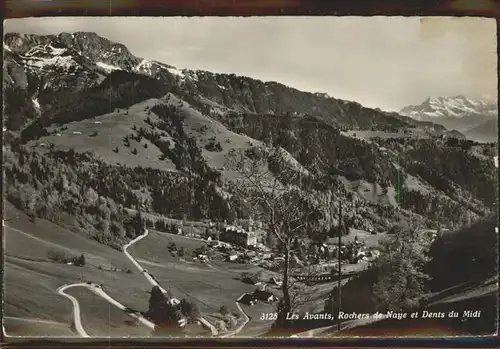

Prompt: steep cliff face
xmin=58 ymin=31 xmax=142 ymax=71
xmin=4 ymin=33 xmax=57 ymax=53
xmin=3 ymin=46 xmax=37 ymax=130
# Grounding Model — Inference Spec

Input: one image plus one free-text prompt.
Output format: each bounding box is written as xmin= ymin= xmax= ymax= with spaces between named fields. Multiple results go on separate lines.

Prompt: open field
xmin=3 ymin=317 xmax=75 ymax=337
xmin=127 ymin=230 xmax=210 ymax=265
xmin=4 ymin=256 xmax=79 ymax=325
xmin=3 ymin=254 xmax=152 ymax=335
xmin=5 ymin=201 xmax=133 ymax=270
xmin=64 ymin=287 xmax=152 ymax=337
xmin=339 ymin=228 xmax=388 ymax=248
xmin=29 ymin=93 xmax=262 ymax=181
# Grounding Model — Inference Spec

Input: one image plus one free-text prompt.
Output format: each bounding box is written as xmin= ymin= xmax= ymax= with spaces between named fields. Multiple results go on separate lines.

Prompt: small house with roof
xmin=253 ymin=285 xmax=278 ymax=303
xmin=237 ymin=293 xmax=257 ymax=306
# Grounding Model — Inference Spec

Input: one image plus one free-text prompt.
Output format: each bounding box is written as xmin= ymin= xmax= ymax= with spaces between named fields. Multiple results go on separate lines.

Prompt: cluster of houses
xmin=305 ymin=235 xmax=379 ymax=266
xmin=181 ymin=218 xmax=380 ymax=280
xmin=220 ymin=243 xmax=272 ymax=265
xmin=206 ymin=223 xmax=380 ymax=276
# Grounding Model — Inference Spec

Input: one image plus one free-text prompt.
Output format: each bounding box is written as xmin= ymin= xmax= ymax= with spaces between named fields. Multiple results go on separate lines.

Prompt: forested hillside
xmin=3 ymin=31 xmax=497 ymax=247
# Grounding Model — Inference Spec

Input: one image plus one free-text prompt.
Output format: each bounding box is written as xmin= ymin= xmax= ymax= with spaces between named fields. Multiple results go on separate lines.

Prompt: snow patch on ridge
xmin=47 ymin=44 xmax=66 ymax=55
xmin=167 ymin=67 xmax=185 ymax=78
xmin=134 ymin=59 xmax=153 ymax=74
xmin=96 ymin=61 xmax=122 ymax=72
xmin=26 ymin=55 xmax=76 ymax=70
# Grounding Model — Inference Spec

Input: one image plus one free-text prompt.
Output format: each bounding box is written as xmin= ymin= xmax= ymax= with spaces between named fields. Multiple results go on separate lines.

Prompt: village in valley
xmin=147 ymin=214 xmax=385 ymax=308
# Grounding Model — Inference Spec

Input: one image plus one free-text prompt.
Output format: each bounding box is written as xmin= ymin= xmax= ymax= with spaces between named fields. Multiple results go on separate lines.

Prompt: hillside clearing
xmin=29 ymin=98 xmax=177 ymax=171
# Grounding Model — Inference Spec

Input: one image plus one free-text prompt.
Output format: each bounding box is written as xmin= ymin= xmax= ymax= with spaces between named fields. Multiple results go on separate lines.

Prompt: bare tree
xmin=225 ymin=145 xmax=323 ymax=328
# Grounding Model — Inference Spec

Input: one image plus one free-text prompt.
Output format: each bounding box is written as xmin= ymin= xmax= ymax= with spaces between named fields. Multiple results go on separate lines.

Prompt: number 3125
xmin=260 ymin=313 xmax=278 ymax=320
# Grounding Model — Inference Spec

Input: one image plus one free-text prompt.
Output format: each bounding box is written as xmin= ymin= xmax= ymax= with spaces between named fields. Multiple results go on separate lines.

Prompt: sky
xmin=4 ymin=16 xmax=497 ymax=111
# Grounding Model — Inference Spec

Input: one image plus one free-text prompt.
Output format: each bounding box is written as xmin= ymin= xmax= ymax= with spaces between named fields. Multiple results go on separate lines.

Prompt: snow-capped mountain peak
xmin=399 ymin=95 xmax=498 ymax=140
xmin=401 ymin=95 xmax=497 ymax=121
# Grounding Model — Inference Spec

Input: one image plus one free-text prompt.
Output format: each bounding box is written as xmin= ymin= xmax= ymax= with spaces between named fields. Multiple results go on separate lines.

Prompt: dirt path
xmin=56 ymin=284 xmax=90 ymax=337
xmin=123 ymin=229 xmax=218 ymax=336
xmin=57 ymin=282 xmax=155 ymax=337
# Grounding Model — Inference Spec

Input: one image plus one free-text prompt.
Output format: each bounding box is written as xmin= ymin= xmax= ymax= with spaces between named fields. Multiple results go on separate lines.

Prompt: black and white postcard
xmin=2 ymin=16 xmax=498 ymax=339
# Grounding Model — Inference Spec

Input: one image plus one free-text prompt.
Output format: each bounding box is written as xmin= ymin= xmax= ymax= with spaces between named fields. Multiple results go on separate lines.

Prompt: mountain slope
xmin=2 ymin=32 xmax=180 ymax=130
xmin=464 ymin=118 xmax=498 ymax=143
xmin=5 ymin=31 xmax=451 ymax=137
xmin=3 ymin=31 xmax=498 ymax=244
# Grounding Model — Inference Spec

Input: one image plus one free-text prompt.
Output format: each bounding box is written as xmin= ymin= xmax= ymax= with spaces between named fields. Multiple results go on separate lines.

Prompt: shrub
xmin=74 ymin=253 xmax=86 ymax=267
xmin=47 ymin=249 xmax=70 ymax=263
xmin=179 ymin=299 xmax=200 ymax=322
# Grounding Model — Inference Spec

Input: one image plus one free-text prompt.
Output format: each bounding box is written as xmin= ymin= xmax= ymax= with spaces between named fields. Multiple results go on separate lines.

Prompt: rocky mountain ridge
xmin=4 ymin=31 xmax=459 ymax=136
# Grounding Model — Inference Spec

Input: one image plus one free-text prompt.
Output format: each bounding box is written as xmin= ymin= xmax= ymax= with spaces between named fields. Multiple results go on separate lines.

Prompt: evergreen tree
xmin=147 ymin=286 xmax=184 ymax=334
xmin=132 ymin=211 xmax=145 ymax=236
xmin=76 ymin=253 xmax=86 ymax=267
xmin=372 ymin=223 xmax=430 ymax=311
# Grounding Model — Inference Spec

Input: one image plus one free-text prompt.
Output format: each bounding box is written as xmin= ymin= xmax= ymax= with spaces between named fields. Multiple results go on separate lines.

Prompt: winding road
xmin=55 ymin=228 xmax=248 ymax=337
xmin=56 ymin=284 xmax=90 ymax=337
xmin=57 ymin=282 xmax=155 ymax=335
xmin=220 ymin=302 xmax=250 ymax=338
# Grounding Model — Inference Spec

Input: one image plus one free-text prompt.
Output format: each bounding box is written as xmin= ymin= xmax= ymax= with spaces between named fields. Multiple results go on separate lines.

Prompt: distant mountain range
xmin=399 ymin=96 xmax=498 ymax=142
